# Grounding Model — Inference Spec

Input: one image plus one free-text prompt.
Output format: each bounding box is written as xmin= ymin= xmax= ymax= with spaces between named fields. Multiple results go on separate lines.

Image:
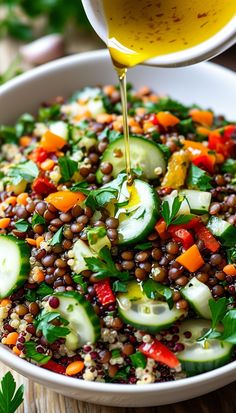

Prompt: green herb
xmin=112 ymin=367 xmax=130 ymax=381
xmin=85 ymin=246 xmax=130 ymax=281
xmin=178 ymin=118 xmax=195 ymax=135
xmin=72 ymin=274 xmax=88 ymax=292
xmin=71 ymin=181 xmax=90 ymax=193
xmin=222 ymin=158 xmax=236 ymax=175
xmin=98 ymin=128 xmax=122 ymax=143
xmin=87 ymin=226 xmax=107 ymax=245
xmin=58 ymin=156 xmax=78 ymax=182
xmin=135 ymin=242 xmax=152 ymax=250
xmin=130 ymin=351 xmax=147 ymax=369
xmin=49 ymin=226 xmax=64 ymax=246
xmin=15 ymin=113 xmax=35 ymax=138
xmin=156 ymin=144 xmax=171 ymax=162
xmin=35 ymin=312 xmax=70 ymax=344
xmin=142 ymin=279 xmax=173 ymax=309
xmin=8 ymin=160 xmax=39 ymax=185
xmin=227 ymin=247 xmax=236 ymax=263
xmin=38 ymin=105 xmax=61 ymax=122
xmin=0 ymin=125 xmax=17 ymax=144
xmin=187 ymin=164 xmax=212 ymax=191
xmin=15 ymin=219 xmax=30 ymax=232
xmin=37 ymin=283 xmax=54 ymax=298
xmin=161 ymin=195 xmax=193 ymax=227
xmin=0 ymin=55 xmax=23 ymax=86
xmin=0 ymin=371 xmax=24 ymax=413
xmin=25 ymin=289 xmax=37 ymax=302
xmin=31 ymin=213 xmax=46 ymax=227
xmin=85 ymin=187 xmax=118 ymax=211
xmin=112 ymin=280 xmax=128 ymax=293
xmin=111 ymin=349 xmax=121 ymax=359
xmin=145 ymin=97 xmax=190 ymax=118
xmin=198 ymin=297 xmax=233 ymax=341
xmin=24 ymin=341 xmax=51 ymax=365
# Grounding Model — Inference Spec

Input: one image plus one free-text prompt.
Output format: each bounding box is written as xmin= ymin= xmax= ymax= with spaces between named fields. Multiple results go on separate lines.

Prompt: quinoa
xmin=0 ymin=85 xmax=235 ymax=383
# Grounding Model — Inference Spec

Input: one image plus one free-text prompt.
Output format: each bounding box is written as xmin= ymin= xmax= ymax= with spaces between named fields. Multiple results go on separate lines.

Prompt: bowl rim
xmin=0 ymin=49 xmax=236 ymax=393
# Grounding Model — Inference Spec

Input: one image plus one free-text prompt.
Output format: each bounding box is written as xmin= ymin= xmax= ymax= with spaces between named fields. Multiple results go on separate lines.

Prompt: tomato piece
xmin=94 ymin=279 xmax=116 ymax=306
xmin=195 ymin=222 xmax=220 ymax=253
xmin=32 ymin=177 xmax=56 ymax=195
xmin=43 ymin=360 xmax=66 ymax=374
xmin=192 ymin=155 xmax=214 ymax=174
xmin=169 ymin=228 xmax=194 ymax=250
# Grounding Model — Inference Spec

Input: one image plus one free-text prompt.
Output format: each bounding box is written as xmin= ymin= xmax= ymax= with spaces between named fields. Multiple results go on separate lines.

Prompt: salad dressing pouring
xmin=102 ymin=0 xmax=235 ymax=184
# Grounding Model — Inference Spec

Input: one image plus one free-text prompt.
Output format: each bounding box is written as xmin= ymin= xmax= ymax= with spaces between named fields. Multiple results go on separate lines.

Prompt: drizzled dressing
xmin=102 ymin=0 xmax=235 ymax=184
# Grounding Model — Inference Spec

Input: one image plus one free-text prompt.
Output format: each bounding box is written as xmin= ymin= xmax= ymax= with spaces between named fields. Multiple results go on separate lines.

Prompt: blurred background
xmin=0 ymin=0 xmax=235 ymax=83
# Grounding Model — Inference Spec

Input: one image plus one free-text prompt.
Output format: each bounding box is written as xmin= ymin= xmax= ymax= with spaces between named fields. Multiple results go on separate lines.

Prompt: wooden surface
xmin=0 ymin=31 xmax=236 ymax=412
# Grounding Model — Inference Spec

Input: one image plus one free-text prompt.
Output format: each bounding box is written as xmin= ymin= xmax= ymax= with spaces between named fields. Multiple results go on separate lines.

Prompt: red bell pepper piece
xmin=154 ymin=218 xmax=170 ymax=240
xmin=43 ymin=360 xmax=66 ymax=374
xmin=30 ymin=147 xmax=48 ymax=163
xmin=169 ymin=227 xmax=194 ymax=250
xmin=195 ymin=222 xmax=220 ymax=253
xmin=149 ymin=114 xmax=159 ymax=125
xmin=32 ymin=177 xmax=56 ymax=195
xmin=139 ymin=339 xmax=180 ymax=369
xmin=94 ymin=279 xmax=116 ymax=306
xmin=192 ymin=155 xmax=214 ymax=174
xmin=208 ymin=125 xmax=236 ymax=158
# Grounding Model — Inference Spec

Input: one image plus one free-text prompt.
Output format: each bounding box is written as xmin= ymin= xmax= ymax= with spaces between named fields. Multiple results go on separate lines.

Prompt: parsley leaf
xmin=85 ymin=187 xmax=118 ymax=211
xmin=130 ymin=351 xmax=147 ymax=369
xmin=221 ymin=158 xmax=236 ymax=175
xmin=161 ymin=195 xmax=192 ymax=227
xmin=15 ymin=113 xmax=35 ymax=138
xmin=72 ymin=274 xmax=88 ymax=293
xmin=221 ymin=309 xmax=236 ymax=343
xmin=198 ymin=297 xmax=230 ymax=341
xmin=24 ymin=341 xmax=51 ymax=365
xmin=70 ymin=181 xmax=90 ymax=194
xmin=31 ymin=213 xmax=46 ymax=227
xmin=37 ymin=283 xmax=54 ymax=298
xmin=112 ymin=280 xmax=128 ymax=293
xmin=85 ymin=246 xmax=130 ymax=281
xmin=8 ymin=160 xmax=39 ymax=185
xmin=142 ymin=279 xmax=173 ymax=309
xmin=35 ymin=312 xmax=70 ymax=344
xmin=187 ymin=164 xmax=212 ymax=191
xmin=38 ymin=104 xmax=60 ymax=122
xmin=0 ymin=371 xmax=24 ymax=413
xmin=49 ymin=226 xmax=64 ymax=246
xmin=15 ymin=219 xmax=30 ymax=232
xmin=58 ymin=156 xmax=78 ymax=182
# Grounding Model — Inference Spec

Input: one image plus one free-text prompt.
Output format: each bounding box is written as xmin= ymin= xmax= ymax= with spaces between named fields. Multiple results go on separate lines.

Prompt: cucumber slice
xmin=117 ymin=281 xmax=186 ymax=333
xmin=48 ymin=291 xmax=101 ymax=350
xmin=207 ymin=216 xmax=236 ymax=247
xmin=49 ymin=121 xmax=69 ymax=140
xmin=69 ymin=239 xmax=96 ymax=274
xmin=181 ymin=277 xmax=212 ymax=319
xmin=97 ymin=136 xmax=166 ymax=182
xmin=115 ymin=178 xmax=160 ymax=245
xmin=177 ymin=320 xmax=233 ymax=376
xmin=0 ymin=235 xmax=30 ymax=298
xmin=179 ymin=189 xmax=211 ymax=214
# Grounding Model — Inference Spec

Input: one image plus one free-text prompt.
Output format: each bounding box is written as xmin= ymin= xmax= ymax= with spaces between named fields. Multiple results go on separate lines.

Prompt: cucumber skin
xmin=0 ymin=235 xmax=31 ymax=299
xmin=207 ymin=217 xmax=236 ymax=247
xmin=54 ymin=291 xmax=101 ymax=343
xmin=97 ymin=136 xmax=166 ymax=183
xmin=179 ymin=352 xmax=233 ymax=377
xmin=118 ymin=185 xmax=160 ymax=246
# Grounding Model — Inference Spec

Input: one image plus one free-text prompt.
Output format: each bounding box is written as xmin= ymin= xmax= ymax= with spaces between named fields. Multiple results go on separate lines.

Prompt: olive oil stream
xmin=102 ymin=0 xmax=235 ymax=185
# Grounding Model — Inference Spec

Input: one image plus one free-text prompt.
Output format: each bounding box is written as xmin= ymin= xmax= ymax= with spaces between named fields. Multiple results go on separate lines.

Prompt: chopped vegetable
xmin=156 ymin=111 xmax=180 ymax=128
xmin=189 ymin=109 xmax=213 ymax=127
xmin=94 ymin=279 xmax=116 ymax=306
xmin=162 ymin=151 xmax=189 ymax=188
xmin=45 ymin=191 xmax=86 ymax=212
xmin=32 ymin=177 xmax=56 ymax=195
xmin=195 ymin=222 xmax=220 ymax=253
xmin=139 ymin=339 xmax=180 ymax=369
xmin=40 ymin=130 xmax=66 ymax=152
xmin=176 ymin=244 xmax=204 ymax=272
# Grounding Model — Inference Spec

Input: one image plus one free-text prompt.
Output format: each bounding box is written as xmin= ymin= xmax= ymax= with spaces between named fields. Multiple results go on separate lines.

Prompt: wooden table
xmin=0 ymin=34 xmax=236 ymax=412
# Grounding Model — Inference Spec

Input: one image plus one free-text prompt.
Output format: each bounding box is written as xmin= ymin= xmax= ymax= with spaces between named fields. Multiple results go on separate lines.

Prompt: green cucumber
xmin=207 ymin=216 xmax=236 ymax=247
xmin=181 ymin=277 xmax=212 ymax=319
xmin=0 ymin=235 xmax=30 ymax=298
xmin=48 ymin=291 xmax=101 ymax=350
xmin=179 ymin=189 xmax=211 ymax=214
xmin=49 ymin=121 xmax=69 ymax=140
xmin=115 ymin=178 xmax=160 ymax=245
xmin=117 ymin=281 xmax=186 ymax=333
xmin=97 ymin=136 xmax=166 ymax=182
xmin=177 ymin=320 xmax=233 ymax=376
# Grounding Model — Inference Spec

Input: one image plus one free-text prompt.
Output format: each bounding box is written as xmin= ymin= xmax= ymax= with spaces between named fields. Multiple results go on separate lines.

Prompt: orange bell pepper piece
xmin=176 ymin=244 xmax=204 ymax=272
xmin=189 ymin=109 xmax=213 ymax=127
xmin=40 ymin=130 xmax=66 ymax=152
xmin=45 ymin=191 xmax=86 ymax=213
xmin=156 ymin=111 xmax=180 ymax=128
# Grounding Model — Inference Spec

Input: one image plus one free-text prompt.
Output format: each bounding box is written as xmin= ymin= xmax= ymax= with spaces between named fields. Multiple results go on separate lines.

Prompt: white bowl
xmin=0 ymin=50 xmax=235 ymax=407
